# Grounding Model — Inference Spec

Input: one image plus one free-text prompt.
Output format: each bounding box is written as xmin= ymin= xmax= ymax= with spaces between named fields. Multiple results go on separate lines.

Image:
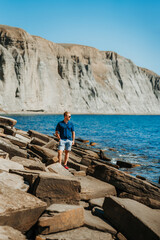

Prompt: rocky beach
xmin=0 ymin=115 xmax=160 ymax=240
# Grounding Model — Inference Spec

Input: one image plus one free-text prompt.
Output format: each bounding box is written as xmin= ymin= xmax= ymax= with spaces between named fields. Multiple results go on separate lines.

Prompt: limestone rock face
xmin=0 ymin=25 xmax=160 ymax=114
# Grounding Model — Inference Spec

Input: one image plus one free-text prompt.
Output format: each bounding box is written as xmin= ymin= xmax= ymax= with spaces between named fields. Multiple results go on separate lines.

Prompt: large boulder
xmin=0 ymin=116 xmax=17 ymax=127
xmin=1 ymin=134 xmax=28 ymax=148
xmin=0 ymin=182 xmax=47 ymax=232
xmin=32 ymin=172 xmax=81 ymax=205
xmin=28 ymin=144 xmax=58 ymax=165
xmin=119 ymin=192 xmax=160 ymax=209
xmin=0 ymin=157 xmax=24 ymax=171
xmin=84 ymin=209 xmax=117 ymax=235
xmin=0 ymin=226 xmax=26 ymax=240
xmin=30 ymin=137 xmax=46 ymax=146
xmin=88 ymin=162 xmax=160 ymax=201
xmin=38 ymin=204 xmax=84 ymax=234
xmin=11 ymin=156 xmax=45 ymax=171
xmin=103 ymin=196 xmax=160 ymax=240
xmin=0 ymin=171 xmax=29 ymax=191
xmin=15 ymin=129 xmax=30 ymax=139
xmin=15 ymin=132 xmax=31 ymax=143
xmin=0 ymin=138 xmax=28 ymax=158
xmin=74 ymin=175 xmax=116 ymax=200
xmin=9 ymin=169 xmax=40 ymax=190
xmin=28 ymin=130 xmax=52 ymax=143
xmin=1 ymin=125 xmax=16 ymax=136
xmin=71 ymin=146 xmax=99 ymax=159
xmin=117 ymin=160 xmax=139 ymax=168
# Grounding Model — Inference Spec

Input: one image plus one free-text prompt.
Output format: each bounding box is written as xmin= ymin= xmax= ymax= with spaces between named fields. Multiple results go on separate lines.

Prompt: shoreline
xmin=0 ymin=113 xmax=159 ymax=183
xmin=1 ymin=111 xmax=160 ymax=116
xmin=0 ymin=115 xmax=160 ymax=239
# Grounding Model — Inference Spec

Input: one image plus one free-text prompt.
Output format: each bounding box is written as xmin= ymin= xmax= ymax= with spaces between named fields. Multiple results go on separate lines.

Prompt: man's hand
xmin=72 ymin=140 xmax=75 ymax=145
xmin=55 ymin=131 xmax=61 ymax=142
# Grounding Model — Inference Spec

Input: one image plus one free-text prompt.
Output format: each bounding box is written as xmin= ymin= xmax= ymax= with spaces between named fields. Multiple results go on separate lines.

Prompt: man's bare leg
xmin=58 ymin=150 xmax=63 ymax=164
xmin=64 ymin=150 xmax=69 ymax=166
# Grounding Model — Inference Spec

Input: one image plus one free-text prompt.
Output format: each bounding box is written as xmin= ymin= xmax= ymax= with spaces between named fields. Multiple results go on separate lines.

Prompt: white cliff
xmin=0 ymin=25 xmax=159 ymax=114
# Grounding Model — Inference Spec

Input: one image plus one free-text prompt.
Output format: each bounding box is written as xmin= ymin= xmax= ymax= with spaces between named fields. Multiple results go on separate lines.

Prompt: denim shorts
xmin=58 ymin=139 xmax=73 ymax=151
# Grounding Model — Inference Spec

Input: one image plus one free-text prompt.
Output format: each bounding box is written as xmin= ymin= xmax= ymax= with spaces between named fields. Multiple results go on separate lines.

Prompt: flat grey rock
xmin=84 ymin=210 xmax=117 ymax=235
xmin=47 ymin=162 xmax=73 ymax=177
xmin=37 ymin=227 xmax=113 ymax=240
xmin=0 ymin=182 xmax=47 ymax=232
xmin=33 ymin=172 xmax=81 ymax=205
xmin=0 ymin=171 xmax=29 ymax=192
xmin=89 ymin=162 xmax=160 ymax=201
xmin=74 ymin=175 xmax=116 ymax=200
xmin=2 ymin=135 xmax=28 ymax=148
xmin=119 ymin=192 xmax=160 ymax=209
xmin=38 ymin=204 xmax=84 ymax=234
xmin=0 ymin=138 xmax=28 ymax=158
xmin=11 ymin=156 xmax=45 ymax=171
xmin=0 ymin=226 xmax=26 ymax=240
xmin=0 ymin=157 xmax=24 ymax=171
xmin=47 ymin=203 xmax=83 ymax=212
xmin=103 ymin=196 xmax=160 ymax=240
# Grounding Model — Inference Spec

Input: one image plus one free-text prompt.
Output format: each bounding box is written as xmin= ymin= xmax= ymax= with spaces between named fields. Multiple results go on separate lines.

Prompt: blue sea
xmin=3 ymin=114 xmax=160 ymax=183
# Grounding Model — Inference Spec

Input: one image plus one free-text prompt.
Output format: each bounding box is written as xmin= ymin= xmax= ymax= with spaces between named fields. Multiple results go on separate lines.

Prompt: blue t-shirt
xmin=56 ymin=120 xmax=75 ymax=140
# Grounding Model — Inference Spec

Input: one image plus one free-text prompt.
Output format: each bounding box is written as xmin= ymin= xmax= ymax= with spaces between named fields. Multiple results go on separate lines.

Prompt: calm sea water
xmin=3 ymin=114 xmax=160 ymax=183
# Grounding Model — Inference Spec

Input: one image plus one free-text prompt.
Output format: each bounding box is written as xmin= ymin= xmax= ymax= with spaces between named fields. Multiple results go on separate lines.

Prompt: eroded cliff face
xmin=0 ymin=25 xmax=159 ymax=113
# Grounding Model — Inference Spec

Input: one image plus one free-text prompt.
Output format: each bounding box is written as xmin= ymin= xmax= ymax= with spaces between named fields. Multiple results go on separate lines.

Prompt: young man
xmin=55 ymin=111 xmax=75 ymax=169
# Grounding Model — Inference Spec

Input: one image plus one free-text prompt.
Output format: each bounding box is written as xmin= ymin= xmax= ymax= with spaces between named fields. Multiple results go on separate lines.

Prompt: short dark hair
xmin=64 ymin=111 xmax=70 ymax=117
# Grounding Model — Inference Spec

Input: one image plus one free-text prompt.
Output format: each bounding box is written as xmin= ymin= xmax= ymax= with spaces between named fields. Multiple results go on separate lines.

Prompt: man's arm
xmin=55 ymin=123 xmax=61 ymax=141
xmin=72 ymin=131 xmax=75 ymax=145
xmin=55 ymin=131 xmax=61 ymax=141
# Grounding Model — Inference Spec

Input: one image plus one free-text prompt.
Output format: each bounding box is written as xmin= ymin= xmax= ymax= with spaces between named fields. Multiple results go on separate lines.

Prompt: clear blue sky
xmin=0 ymin=0 xmax=160 ymax=75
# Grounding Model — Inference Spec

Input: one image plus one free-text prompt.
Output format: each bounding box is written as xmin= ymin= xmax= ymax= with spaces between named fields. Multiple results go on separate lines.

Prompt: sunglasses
xmin=68 ymin=116 xmax=71 ymax=118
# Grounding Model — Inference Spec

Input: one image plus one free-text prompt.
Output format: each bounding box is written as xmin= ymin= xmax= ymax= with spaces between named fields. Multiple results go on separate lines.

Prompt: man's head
xmin=64 ymin=111 xmax=71 ymax=121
